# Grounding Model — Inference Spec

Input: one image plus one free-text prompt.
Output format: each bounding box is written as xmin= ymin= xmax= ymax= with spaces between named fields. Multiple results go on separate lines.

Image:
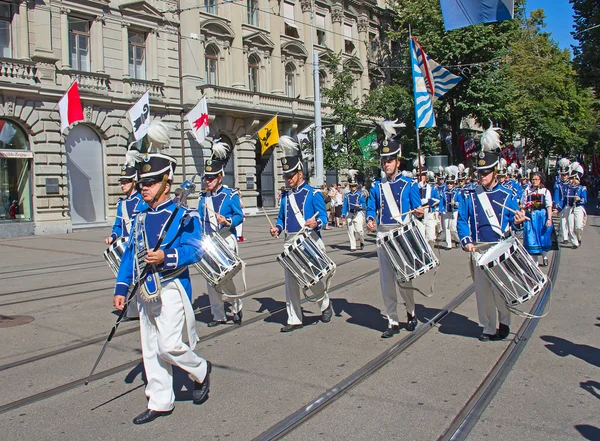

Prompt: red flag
xmin=58 ymin=82 xmax=84 ymax=133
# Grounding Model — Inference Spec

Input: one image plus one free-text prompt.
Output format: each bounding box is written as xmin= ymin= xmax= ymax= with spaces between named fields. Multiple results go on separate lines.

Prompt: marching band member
xmin=441 ymin=166 xmax=461 ymax=249
xmin=554 ymin=158 xmax=571 ymax=243
xmin=415 ymin=159 xmax=441 ymax=247
xmin=457 ymin=125 xmax=526 ymax=342
xmin=435 ymin=166 xmax=447 ymax=237
xmin=521 ymin=172 xmax=553 ymax=266
xmin=558 ymin=162 xmax=587 ymax=248
xmin=198 ymin=140 xmax=245 ymax=326
xmin=105 ymin=163 xmax=144 ymax=245
xmin=269 ymin=136 xmax=333 ymax=332
xmin=113 ymin=122 xmax=210 ymax=424
xmin=341 ymin=170 xmax=366 ymax=251
xmin=366 ymin=138 xmax=424 ymax=338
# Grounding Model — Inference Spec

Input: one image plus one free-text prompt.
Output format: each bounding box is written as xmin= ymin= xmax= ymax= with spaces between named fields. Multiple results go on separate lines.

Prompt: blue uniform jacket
xmin=418 ymin=182 xmax=442 ymax=212
xmin=441 ymin=187 xmax=461 ymax=214
xmin=367 ymin=175 xmax=422 ymax=225
xmin=114 ymin=199 xmax=204 ymax=301
xmin=557 ymin=184 xmax=586 ymax=210
xmin=197 ymin=185 xmax=244 ymax=237
xmin=553 ymin=180 xmax=570 ymax=210
xmin=276 ymin=181 xmax=328 ymax=235
xmin=457 ymin=183 xmax=522 ymax=247
xmin=342 ymin=190 xmax=366 ymax=216
xmin=110 ymin=192 xmax=145 ymax=241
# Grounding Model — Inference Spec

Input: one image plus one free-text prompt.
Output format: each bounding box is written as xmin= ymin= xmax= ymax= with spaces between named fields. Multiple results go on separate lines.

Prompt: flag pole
xmin=409 ymin=25 xmax=422 ymax=175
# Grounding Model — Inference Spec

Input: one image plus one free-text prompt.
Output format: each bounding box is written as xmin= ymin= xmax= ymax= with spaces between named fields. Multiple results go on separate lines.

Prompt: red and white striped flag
xmin=58 ymin=82 xmax=84 ymax=133
xmin=186 ymin=97 xmax=210 ymax=143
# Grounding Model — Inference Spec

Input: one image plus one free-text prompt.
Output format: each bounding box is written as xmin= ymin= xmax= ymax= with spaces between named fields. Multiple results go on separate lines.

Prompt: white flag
xmin=128 ymin=91 xmax=151 ymax=141
xmin=186 ymin=97 xmax=210 ymax=144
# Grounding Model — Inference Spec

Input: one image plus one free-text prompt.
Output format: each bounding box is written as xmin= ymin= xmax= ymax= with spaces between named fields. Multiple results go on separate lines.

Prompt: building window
xmin=0 ymin=3 xmax=12 ymax=58
xmin=316 ymin=14 xmax=326 ymax=46
xmin=205 ymin=45 xmax=218 ymax=85
xmin=248 ymin=54 xmax=259 ymax=92
xmin=204 ymin=0 xmax=217 ymax=15
xmin=0 ymin=120 xmax=32 ymax=221
xmin=369 ymin=32 xmax=378 ymax=61
xmin=128 ymin=31 xmax=146 ymax=80
xmin=283 ymin=2 xmax=299 ymax=38
xmin=285 ymin=63 xmax=295 ymax=98
xmin=318 ymin=70 xmax=326 ymax=91
xmin=344 ymin=23 xmax=355 ymax=54
xmin=69 ymin=18 xmax=91 ymax=71
xmin=247 ymin=0 xmax=259 ymax=26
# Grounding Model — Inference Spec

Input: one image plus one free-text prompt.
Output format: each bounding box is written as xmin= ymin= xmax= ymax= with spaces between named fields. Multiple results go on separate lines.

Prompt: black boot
xmin=406 ymin=313 xmax=418 ymax=332
xmin=232 ymin=310 xmax=243 ymax=325
xmin=381 ymin=325 xmax=400 ymax=338
xmin=193 ymin=361 xmax=212 ymax=404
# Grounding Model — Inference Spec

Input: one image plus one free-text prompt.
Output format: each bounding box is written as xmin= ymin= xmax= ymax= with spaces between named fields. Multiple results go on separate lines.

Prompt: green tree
xmin=571 ymin=0 xmax=600 ymax=95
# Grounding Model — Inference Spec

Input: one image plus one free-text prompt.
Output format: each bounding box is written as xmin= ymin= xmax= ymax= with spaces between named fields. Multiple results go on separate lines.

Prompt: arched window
xmin=248 ymin=54 xmax=260 ymax=93
xmin=205 ymin=45 xmax=218 ymax=85
xmin=0 ymin=119 xmax=32 ymax=221
xmin=285 ymin=63 xmax=295 ymax=98
xmin=318 ymin=70 xmax=326 ymax=91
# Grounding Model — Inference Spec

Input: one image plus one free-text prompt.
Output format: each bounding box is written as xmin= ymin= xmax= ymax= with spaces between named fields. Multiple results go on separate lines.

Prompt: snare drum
xmin=476 ymin=236 xmax=548 ymax=306
xmin=103 ymin=236 xmax=128 ymax=277
xmin=194 ymin=232 xmax=243 ymax=295
xmin=277 ymin=231 xmax=336 ymax=302
xmin=377 ymin=220 xmax=439 ymax=283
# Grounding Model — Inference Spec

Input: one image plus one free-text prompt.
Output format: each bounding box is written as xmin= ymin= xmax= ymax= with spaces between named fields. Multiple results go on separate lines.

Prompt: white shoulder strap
xmin=288 ymin=191 xmax=306 ymax=228
xmin=122 ymin=199 xmax=132 ymax=234
xmin=381 ymin=177 xmax=402 ymax=222
xmin=475 ymin=187 xmax=503 ymax=236
xmin=205 ymin=197 xmax=218 ymax=231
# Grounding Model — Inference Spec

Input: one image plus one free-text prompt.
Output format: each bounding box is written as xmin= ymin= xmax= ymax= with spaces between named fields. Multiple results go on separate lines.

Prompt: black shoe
xmin=321 ymin=304 xmax=333 ymax=323
xmin=381 ymin=325 xmax=400 ymax=338
xmin=360 ymin=244 xmax=364 ymax=250
xmin=232 ymin=310 xmax=243 ymax=325
xmin=406 ymin=314 xmax=418 ymax=332
xmin=497 ymin=323 xmax=510 ymax=339
xmin=207 ymin=320 xmax=226 ymax=327
xmin=193 ymin=361 xmax=212 ymax=404
xmin=542 ymin=257 xmax=548 ymax=267
xmin=280 ymin=324 xmax=303 ymax=333
xmin=133 ymin=409 xmax=173 ymax=425
xmin=350 ymin=248 xmax=356 ymax=252
xmin=479 ymin=333 xmax=494 ymax=342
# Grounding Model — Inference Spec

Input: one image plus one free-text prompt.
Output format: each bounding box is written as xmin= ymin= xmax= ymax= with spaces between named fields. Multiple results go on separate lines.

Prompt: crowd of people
xmin=101 ymin=120 xmax=588 ymax=425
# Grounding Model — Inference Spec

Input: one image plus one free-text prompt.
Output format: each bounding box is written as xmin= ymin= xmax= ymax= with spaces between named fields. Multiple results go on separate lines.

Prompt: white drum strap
xmin=475 ymin=187 xmax=504 ymax=238
xmin=134 ymin=213 xmax=162 ymax=302
xmin=288 ymin=192 xmax=306 ymax=231
xmin=206 ymin=197 xmax=218 ymax=232
xmin=217 ymin=234 xmax=247 ymax=298
xmin=381 ymin=180 xmax=403 ymax=223
xmin=122 ymin=199 xmax=132 ymax=235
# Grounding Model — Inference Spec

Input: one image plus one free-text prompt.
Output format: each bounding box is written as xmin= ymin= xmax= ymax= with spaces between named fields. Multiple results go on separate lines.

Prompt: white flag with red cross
xmin=186 ymin=97 xmax=210 ymax=144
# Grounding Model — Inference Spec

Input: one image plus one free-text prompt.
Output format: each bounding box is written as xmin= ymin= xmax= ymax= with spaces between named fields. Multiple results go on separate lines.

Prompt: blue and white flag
xmin=439 ymin=0 xmax=515 ymax=31
xmin=410 ymin=37 xmax=462 ymax=128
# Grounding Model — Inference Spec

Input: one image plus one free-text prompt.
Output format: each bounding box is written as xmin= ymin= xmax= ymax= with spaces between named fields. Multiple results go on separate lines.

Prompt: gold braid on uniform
xmin=153 ymin=175 xmax=170 ymax=203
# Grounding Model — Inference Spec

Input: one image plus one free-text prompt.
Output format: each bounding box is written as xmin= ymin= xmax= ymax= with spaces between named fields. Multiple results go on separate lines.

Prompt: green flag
xmin=358 ymin=130 xmax=377 ymax=159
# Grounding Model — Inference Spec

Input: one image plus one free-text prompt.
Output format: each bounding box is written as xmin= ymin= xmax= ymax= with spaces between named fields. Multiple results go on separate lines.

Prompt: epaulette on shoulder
xmin=118 ymin=196 xmax=125 ymax=202
xmin=312 ymin=188 xmax=321 ymax=196
xmin=182 ymin=208 xmax=200 ymax=227
xmin=229 ymin=187 xmax=240 ymax=198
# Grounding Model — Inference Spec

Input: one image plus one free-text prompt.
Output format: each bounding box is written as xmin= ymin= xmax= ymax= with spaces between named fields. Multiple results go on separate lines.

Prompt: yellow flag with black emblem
xmin=258 ymin=116 xmax=279 ymax=156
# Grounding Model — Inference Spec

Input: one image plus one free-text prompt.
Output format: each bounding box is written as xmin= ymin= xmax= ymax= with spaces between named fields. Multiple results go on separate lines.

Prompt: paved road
xmin=0 ymin=215 xmax=598 ymax=440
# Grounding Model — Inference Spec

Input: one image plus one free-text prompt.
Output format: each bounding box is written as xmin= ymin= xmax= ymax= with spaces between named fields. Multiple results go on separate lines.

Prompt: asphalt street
xmin=0 ymin=214 xmax=598 ymax=440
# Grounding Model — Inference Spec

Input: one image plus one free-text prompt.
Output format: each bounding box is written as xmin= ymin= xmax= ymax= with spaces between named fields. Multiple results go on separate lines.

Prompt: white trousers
xmin=283 ymin=234 xmax=331 ymax=325
xmin=560 ymin=208 xmax=569 ymax=242
xmin=443 ymin=211 xmax=459 ymax=246
xmin=207 ymin=233 xmax=242 ymax=321
xmin=420 ymin=210 xmax=438 ymax=243
xmin=346 ymin=211 xmax=365 ymax=250
xmin=139 ymin=280 xmax=208 ymax=412
xmin=566 ymin=206 xmax=586 ymax=246
xmin=377 ymin=228 xmax=415 ymax=326
xmin=470 ymin=253 xmax=511 ymax=335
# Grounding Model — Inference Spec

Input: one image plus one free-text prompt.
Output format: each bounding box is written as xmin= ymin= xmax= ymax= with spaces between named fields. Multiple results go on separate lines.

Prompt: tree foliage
xmin=571 ymin=0 xmax=600 ymax=94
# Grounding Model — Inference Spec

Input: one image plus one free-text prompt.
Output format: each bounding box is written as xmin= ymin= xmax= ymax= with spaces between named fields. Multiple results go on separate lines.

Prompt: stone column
xmin=357 ymin=14 xmax=370 ymax=99
xmin=270 ymin=10 xmax=284 ymax=95
xmin=93 ymin=17 xmax=105 ymax=73
xmin=17 ymin=1 xmax=30 ymax=59
xmin=148 ymin=30 xmax=159 ymax=81
xmin=121 ymin=23 xmax=129 ymax=77
xmin=60 ymin=8 xmax=70 ymax=68
xmin=331 ymin=2 xmax=343 ymax=54
xmin=230 ymin=11 xmax=245 ymax=89
xmin=301 ymin=0 xmax=313 ymax=100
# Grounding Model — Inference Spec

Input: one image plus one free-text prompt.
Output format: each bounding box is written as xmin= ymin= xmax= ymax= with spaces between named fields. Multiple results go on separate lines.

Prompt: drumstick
xmin=262 ymin=208 xmax=279 ymax=239
xmin=492 ymin=200 xmax=531 ymax=221
xmin=205 ymin=204 xmax=232 ymax=226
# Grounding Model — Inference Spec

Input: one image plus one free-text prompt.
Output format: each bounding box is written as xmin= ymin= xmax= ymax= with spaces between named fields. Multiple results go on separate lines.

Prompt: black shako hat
xmin=138 ymin=153 xmax=177 ymax=183
xmin=378 ymin=138 xmax=402 ymax=158
xmin=278 ymin=135 xmax=303 ymax=177
xmin=119 ymin=165 xmax=138 ymax=181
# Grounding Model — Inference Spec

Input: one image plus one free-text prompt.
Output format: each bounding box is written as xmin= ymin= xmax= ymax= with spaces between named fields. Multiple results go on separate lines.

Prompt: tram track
xmin=251 ymin=247 xmax=560 ymax=441
xmin=0 ymin=260 xmax=380 ymax=415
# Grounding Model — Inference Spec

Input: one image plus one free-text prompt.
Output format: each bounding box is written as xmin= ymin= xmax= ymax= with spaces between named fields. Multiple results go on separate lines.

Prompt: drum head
xmin=477 ymin=237 xmax=515 ymax=267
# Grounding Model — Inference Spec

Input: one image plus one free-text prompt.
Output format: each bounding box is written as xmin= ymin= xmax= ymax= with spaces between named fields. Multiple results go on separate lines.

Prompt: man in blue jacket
xmin=366 ymin=139 xmax=424 ymax=338
xmin=270 ymin=136 xmax=333 ymax=332
xmin=457 ymin=127 xmax=526 ymax=342
xmin=105 ymin=165 xmax=144 ymax=245
xmin=113 ymin=152 xmax=210 ymax=424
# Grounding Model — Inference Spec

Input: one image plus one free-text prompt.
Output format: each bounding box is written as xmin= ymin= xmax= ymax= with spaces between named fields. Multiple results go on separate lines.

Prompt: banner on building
xmin=58 ymin=81 xmax=84 ymax=134
xmin=128 ymin=91 xmax=151 ymax=141
xmin=439 ymin=0 xmax=515 ymax=31
xmin=258 ymin=116 xmax=279 ymax=156
xmin=358 ymin=129 xmax=377 ymax=159
xmin=186 ymin=97 xmax=210 ymax=144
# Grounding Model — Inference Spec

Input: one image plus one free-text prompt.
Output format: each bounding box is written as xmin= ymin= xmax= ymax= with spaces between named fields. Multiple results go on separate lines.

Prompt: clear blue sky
xmin=525 ymin=0 xmax=576 ymax=52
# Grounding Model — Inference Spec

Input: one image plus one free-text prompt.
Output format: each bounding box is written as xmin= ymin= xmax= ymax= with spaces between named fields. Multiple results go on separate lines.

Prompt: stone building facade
xmin=0 ymin=0 xmax=391 ymax=237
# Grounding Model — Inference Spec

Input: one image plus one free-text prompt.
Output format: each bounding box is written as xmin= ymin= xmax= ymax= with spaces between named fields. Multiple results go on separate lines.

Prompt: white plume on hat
xmin=569 ymin=161 xmax=584 ymax=177
xmin=278 ymin=135 xmax=300 ymax=157
xmin=147 ymin=120 xmax=171 ymax=149
xmin=480 ymin=121 xmax=502 ymax=152
xmin=412 ymin=156 xmax=425 ymax=169
xmin=458 ymin=163 xmax=465 ymax=172
xmin=210 ymin=138 xmax=229 ymax=160
xmin=558 ymin=158 xmax=571 ymax=169
xmin=347 ymin=169 xmax=358 ymax=183
xmin=377 ymin=118 xmax=406 ymax=139
xmin=498 ymin=157 xmax=507 ymax=170
xmin=446 ymin=165 xmax=458 ymax=180
xmin=464 ymin=167 xmax=470 ymax=177
xmin=402 ymin=170 xmax=413 ymax=178
xmin=437 ymin=165 xmax=444 ymax=175
xmin=427 ymin=171 xmax=435 ymax=181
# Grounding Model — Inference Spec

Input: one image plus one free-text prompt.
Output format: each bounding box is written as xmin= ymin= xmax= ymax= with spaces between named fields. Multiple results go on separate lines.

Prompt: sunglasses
xmin=119 ymin=179 xmax=134 ymax=184
xmin=139 ymin=180 xmax=160 ymax=187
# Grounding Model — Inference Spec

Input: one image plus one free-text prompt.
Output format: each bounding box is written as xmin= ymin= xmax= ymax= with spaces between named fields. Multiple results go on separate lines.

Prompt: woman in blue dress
xmin=521 ymin=172 xmax=553 ymax=266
